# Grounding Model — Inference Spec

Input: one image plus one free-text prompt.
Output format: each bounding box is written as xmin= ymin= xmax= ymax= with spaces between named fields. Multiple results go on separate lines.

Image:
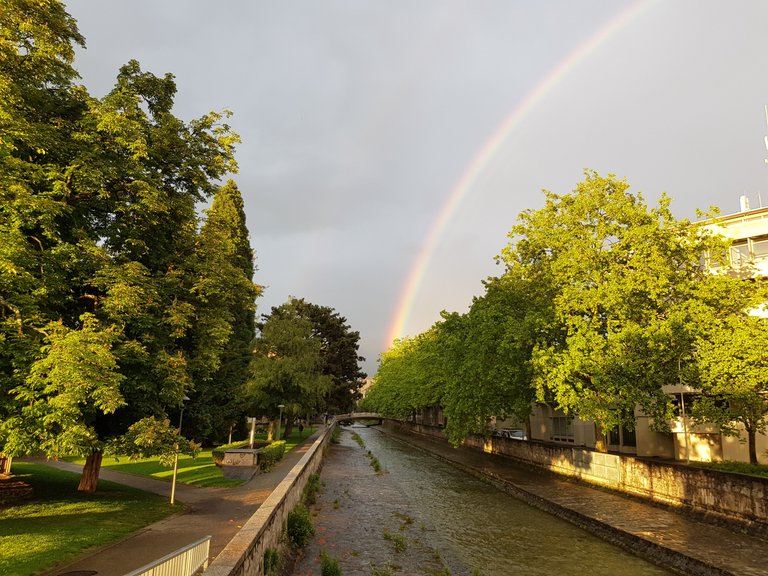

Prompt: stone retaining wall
xmin=387 ymin=420 xmax=768 ymax=530
xmin=203 ymin=425 xmax=334 ymax=576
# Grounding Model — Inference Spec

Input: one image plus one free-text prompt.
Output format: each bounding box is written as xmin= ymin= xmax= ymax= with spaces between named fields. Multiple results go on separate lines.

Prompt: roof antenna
xmin=764 ymin=105 xmax=768 ymax=166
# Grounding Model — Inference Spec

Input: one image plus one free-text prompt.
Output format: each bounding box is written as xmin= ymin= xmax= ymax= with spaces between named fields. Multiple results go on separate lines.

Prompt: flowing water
xmin=292 ymin=426 xmax=674 ymax=576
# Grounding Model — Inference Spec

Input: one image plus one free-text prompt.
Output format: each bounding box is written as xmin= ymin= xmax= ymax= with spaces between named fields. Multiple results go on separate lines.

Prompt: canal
xmin=292 ymin=426 xmax=674 ymax=576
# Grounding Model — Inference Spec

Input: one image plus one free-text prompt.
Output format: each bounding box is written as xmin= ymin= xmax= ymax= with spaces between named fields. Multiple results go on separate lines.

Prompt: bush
xmin=263 ymin=547 xmax=280 ymax=575
xmin=211 ymin=441 xmax=250 ymax=466
xmin=286 ymin=503 xmax=315 ymax=547
xmin=303 ymin=472 xmax=321 ymax=505
xmin=259 ymin=441 xmax=286 ymax=471
xmin=320 ymin=550 xmax=342 ymax=576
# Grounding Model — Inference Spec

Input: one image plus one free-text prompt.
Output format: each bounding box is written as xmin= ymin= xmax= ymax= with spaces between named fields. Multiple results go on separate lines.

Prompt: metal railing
xmin=124 ymin=535 xmax=211 ymax=576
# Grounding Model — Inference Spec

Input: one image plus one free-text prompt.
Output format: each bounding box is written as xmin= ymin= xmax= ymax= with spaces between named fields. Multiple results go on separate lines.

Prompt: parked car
xmin=494 ymin=428 xmax=527 ymax=440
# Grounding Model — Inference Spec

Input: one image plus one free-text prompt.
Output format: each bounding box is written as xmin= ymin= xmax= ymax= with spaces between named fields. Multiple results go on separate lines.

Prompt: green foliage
xmin=210 ymin=440 xmax=251 ymax=466
xmin=383 ymin=529 xmax=408 ymax=552
xmin=351 ymin=432 xmax=365 ymax=448
xmin=502 ymin=171 xmax=720 ymax=434
xmin=263 ymin=548 xmax=280 ymax=575
xmin=279 ymin=298 xmax=367 ymax=413
xmin=245 ymin=299 xmax=333 ymax=424
xmin=259 ymin=440 xmax=286 ymax=471
xmin=368 ymin=170 xmax=762 ymax=450
xmin=691 ymin=460 xmax=768 ymax=478
xmin=303 ymin=472 xmax=321 ymax=505
xmin=286 ymin=503 xmax=315 ymax=548
xmin=320 ymin=550 xmax=343 ymax=576
xmin=0 ymin=0 xmax=259 ymax=493
xmin=106 ymin=415 xmax=200 ymax=466
xmin=370 ymin=564 xmax=395 ymax=576
xmin=692 ymin=313 xmax=768 ymax=463
xmin=364 ymin=329 xmax=445 ymax=421
xmin=186 ymin=180 xmax=260 ymax=444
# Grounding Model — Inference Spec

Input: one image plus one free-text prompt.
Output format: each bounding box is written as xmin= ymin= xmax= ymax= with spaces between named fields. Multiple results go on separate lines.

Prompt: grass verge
xmin=0 ymin=462 xmax=175 ymax=576
xmin=66 ymin=427 xmax=316 ymax=488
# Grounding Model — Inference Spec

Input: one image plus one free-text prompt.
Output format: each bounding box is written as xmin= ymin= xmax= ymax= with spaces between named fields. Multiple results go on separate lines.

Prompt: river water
xmin=292 ymin=426 xmax=673 ymax=576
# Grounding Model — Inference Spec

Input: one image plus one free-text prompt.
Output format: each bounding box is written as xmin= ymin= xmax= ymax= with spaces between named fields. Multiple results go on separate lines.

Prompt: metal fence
xmin=124 ymin=535 xmax=211 ymax=576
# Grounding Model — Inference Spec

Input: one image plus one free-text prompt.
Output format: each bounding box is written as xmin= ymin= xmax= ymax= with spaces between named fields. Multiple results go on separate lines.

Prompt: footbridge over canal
xmin=335 ymin=412 xmax=383 ymax=425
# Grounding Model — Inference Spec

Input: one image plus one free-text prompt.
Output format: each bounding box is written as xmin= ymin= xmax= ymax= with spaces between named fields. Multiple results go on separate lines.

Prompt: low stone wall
xmin=203 ymin=425 xmax=334 ymax=576
xmin=387 ymin=420 xmax=768 ymax=530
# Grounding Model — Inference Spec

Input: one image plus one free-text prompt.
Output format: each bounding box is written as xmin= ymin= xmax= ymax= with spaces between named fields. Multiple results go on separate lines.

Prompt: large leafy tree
xmin=245 ymin=300 xmax=332 ymax=437
xmin=692 ymin=313 xmax=768 ymax=464
xmin=272 ymin=298 xmax=366 ymax=413
xmin=438 ymin=272 xmax=542 ymax=445
xmin=0 ymin=1 xmax=242 ymax=491
xmin=364 ymin=329 xmax=445 ymax=420
xmin=498 ymin=171 xmax=723 ymax=448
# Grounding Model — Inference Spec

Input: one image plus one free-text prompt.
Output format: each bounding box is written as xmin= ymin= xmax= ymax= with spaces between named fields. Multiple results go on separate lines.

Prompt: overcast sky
xmin=64 ymin=0 xmax=768 ymax=375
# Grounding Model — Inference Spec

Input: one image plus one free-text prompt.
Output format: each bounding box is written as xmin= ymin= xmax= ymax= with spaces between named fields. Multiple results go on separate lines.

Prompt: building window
xmin=752 ymin=236 xmax=768 ymax=259
xmin=551 ymin=416 xmax=574 ymax=443
xmin=608 ymin=425 xmax=637 ymax=448
xmin=730 ymin=241 xmax=750 ymax=266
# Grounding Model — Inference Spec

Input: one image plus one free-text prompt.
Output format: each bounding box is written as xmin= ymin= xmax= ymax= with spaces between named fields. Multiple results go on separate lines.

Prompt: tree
xmin=364 ymin=329 xmax=445 ymax=420
xmin=0 ymin=1 xmax=243 ymax=491
xmin=692 ymin=313 xmax=768 ymax=464
xmin=185 ymin=180 xmax=261 ymax=443
xmin=269 ymin=298 xmax=366 ymax=413
xmin=438 ymin=272 xmax=540 ymax=445
xmin=498 ymin=171 xmax=722 ymax=448
xmin=245 ymin=300 xmax=332 ymax=438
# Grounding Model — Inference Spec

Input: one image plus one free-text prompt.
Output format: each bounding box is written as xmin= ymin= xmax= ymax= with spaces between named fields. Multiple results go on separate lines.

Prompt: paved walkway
xmin=39 ymin=430 xmax=321 ymax=576
xmin=378 ymin=426 xmax=768 ymax=576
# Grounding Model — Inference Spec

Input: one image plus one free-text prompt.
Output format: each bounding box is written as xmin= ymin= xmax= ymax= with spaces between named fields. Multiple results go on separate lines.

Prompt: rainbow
xmin=385 ymin=0 xmax=656 ymax=348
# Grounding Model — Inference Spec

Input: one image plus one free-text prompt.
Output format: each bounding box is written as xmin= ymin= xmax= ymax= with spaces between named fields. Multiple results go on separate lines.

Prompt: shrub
xmin=303 ymin=472 xmax=321 ymax=505
xmin=211 ymin=441 xmax=250 ymax=466
xmin=259 ymin=441 xmax=286 ymax=471
xmin=263 ymin=547 xmax=280 ymax=575
xmin=320 ymin=550 xmax=342 ymax=576
xmin=286 ymin=503 xmax=315 ymax=547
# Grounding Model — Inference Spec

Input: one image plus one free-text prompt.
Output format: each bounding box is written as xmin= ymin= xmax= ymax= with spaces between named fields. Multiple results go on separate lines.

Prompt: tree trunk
xmin=0 ymin=453 xmax=12 ymax=475
xmin=594 ymin=423 xmax=608 ymax=453
xmin=283 ymin=418 xmax=294 ymax=439
xmin=77 ymin=450 xmax=103 ymax=493
xmin=267 ymin=421 xmax=274 ymax=441
xmin=747 ymin=428 xmax=758 ymax=465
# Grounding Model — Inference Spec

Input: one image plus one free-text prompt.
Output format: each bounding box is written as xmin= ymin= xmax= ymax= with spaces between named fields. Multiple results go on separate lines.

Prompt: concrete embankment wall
xmin=204 ymin=425 xmax=334 ymax=576
xmin=386 ymin=420 xmax=768 ymax=530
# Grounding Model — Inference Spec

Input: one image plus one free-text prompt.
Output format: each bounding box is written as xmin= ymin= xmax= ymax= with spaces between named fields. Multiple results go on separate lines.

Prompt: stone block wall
xmin=204 ymin=425 xmax=334 ymax=576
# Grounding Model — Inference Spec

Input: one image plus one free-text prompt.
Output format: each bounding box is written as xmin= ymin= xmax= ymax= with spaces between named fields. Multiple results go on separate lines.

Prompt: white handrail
xmin=123 ymin=535 xmax=211 ymax=576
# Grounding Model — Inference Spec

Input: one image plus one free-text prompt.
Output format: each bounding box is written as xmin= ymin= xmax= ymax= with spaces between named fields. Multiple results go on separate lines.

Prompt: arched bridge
xmin=335 ymin=412 xmax=384 ymax=426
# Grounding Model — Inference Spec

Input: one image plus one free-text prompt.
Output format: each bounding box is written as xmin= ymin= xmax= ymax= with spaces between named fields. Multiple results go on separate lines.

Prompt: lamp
xmin=277 ymin=404 xmax=285 ymax=441
xmin=170 ymin=395 xmax=190 ymax=505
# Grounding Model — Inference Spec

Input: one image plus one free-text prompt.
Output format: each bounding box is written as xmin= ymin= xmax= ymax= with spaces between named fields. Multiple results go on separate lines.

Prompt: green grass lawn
xmin=0 ymin=426 xmax=319 ymax=575
xmin=0 ymin=462 xmax=175 ymax=576
xmin=69 ymin=426 xmax=317 ymax=488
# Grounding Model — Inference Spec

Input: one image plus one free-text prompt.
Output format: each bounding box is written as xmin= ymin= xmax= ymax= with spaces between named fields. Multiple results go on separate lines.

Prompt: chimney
xmin=740 ymin=194 xmax=750 ymax=211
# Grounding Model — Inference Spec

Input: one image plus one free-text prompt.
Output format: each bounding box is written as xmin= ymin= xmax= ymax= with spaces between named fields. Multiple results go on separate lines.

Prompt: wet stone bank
xmin=290 ymin=427 xmax=673 ymax=576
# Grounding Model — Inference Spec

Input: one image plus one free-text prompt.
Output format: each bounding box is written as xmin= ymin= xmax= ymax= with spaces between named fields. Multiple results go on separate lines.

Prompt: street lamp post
xmin=170 ymin=395 xmax=190 ymax=505
xmin=277 ymin=404 xmax=285 ymax=441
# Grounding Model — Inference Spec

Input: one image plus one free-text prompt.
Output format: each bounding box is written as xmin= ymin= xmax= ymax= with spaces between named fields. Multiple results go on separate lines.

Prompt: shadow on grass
xmin=0 ymin=462 xmax=175 ymax=576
